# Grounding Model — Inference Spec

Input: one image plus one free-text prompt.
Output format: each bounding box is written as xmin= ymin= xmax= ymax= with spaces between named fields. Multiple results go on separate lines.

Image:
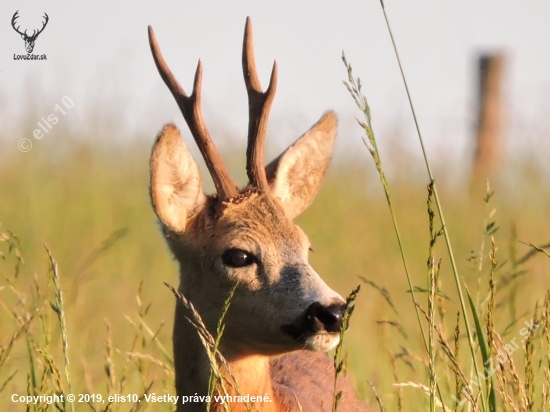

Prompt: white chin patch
xmin=304 ymin=333 xmax=340 ymax=351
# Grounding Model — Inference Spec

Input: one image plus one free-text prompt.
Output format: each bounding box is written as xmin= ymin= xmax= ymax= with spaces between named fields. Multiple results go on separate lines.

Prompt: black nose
xmin=309 ymin=302 xmax=345 ymax=333
xmin=281 ymin=301 xmax=347 ymax=341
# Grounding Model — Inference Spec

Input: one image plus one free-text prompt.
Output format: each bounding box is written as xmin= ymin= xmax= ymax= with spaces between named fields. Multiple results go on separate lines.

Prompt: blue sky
xmin=1 ymin=1 xmax=549 ymax=164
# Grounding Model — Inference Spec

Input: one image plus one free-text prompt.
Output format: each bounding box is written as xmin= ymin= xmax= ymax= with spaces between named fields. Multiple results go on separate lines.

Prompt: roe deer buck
xmin=148 ymin=18 xmax=368 ymax=412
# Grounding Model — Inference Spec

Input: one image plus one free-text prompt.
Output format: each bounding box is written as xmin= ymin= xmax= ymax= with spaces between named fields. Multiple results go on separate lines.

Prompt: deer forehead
xmin=194 ymin=192 xmax=307 ymax=254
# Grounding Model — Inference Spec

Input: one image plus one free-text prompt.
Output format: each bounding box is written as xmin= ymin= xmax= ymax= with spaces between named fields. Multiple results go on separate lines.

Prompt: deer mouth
xmin=281 ymin=301 xmax=345 ymax=348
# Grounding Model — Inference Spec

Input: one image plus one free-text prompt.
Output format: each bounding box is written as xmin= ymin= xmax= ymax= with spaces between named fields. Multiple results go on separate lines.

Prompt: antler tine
xmin=242 ymin=17 xmax=278 ymax=191
xmin=11 ymin=11 xmax=25 ymax=36
xmin=148 ymin=26 xmax=238 ymax=200
xmin=37 ymin=13 xmax=49 ymax=35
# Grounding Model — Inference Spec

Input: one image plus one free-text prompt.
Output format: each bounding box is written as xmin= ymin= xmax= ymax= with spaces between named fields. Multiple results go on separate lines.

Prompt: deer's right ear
xmin=150 ymin=124 xmax=206 ymax=233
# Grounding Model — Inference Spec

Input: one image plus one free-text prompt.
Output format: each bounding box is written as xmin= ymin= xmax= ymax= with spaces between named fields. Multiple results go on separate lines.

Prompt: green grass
xmin=1 ymin=128 xmax=550 ymax=411
xmin=346 ymin=4 xmax=550 ymax=408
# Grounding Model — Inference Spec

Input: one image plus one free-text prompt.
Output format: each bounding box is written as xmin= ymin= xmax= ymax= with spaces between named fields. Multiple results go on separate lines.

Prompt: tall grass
xmin=338 ymin=2 xmax=550 ymax=410
xmin=1 ymin=123 xmax=550 ymax=410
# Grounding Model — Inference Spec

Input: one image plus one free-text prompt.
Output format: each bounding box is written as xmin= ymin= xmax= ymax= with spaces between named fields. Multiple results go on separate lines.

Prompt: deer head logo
xmin=11 ymin=11 xmax=49 ymax=54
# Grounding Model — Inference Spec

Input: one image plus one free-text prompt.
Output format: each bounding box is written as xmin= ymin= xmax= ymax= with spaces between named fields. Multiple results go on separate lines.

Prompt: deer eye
xmin=222 ymin=248 xmax=255 ymax=268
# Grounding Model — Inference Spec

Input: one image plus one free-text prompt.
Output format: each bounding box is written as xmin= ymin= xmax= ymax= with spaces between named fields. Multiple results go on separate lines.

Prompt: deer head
xmin=148 ymin=18 xmax=345 ymax=361
xmin=12 ymin=11 xmax=49 ymax=54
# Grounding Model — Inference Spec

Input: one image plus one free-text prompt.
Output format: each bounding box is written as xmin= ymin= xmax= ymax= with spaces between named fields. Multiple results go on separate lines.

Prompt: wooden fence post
xmin=471 ymin=53 xmax=505 ymax=185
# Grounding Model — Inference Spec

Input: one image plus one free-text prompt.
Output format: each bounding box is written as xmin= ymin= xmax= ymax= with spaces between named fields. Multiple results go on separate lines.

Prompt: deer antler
xmin=32 ymin=13 xmax=49 ymax=39
xmin=11 ymin=11 xmax=25 ymax=37
xmin=11 ymin=12 xmax=49 ymax=39
xmin=148 ymin=26 xmax=238 ymax=200
xmin=242 ymin=17 xmax=278 ymax=191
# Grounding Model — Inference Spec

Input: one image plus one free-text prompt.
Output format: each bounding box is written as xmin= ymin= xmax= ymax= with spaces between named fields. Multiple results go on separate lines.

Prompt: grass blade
xmin=466 ymin=286 xmax=497 ymax=412
xmin=378 ymin=2 xmax=487 ymax=409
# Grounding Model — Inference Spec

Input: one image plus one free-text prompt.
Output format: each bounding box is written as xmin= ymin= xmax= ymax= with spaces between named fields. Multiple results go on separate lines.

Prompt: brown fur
xmin=206 ymin=351 xmax=369 ymax=411
xmin=271 ymin=351 xmax=369 ymax=411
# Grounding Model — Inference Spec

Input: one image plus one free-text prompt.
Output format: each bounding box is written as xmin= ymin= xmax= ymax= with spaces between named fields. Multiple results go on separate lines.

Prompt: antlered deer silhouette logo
xmin=11 ymin=11 xmax=49 ymax=54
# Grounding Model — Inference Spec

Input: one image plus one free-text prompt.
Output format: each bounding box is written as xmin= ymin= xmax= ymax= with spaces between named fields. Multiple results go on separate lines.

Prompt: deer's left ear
xmin=266 ymin=111 xmax=337 ymax=219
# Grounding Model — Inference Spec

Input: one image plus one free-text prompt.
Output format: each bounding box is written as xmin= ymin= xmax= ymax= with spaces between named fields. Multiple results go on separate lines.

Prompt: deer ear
xmin=150 ymin=124 xmax=206 ymax=233
xmin=266 ymin=111 xmax=337 ymax=219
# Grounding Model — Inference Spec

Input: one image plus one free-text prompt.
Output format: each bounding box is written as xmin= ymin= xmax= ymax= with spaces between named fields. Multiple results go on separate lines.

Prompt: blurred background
xmin=1 ymin=1 xmax=550 ymax=409
xmin=1 ymin=1 xmax=549 ymax=167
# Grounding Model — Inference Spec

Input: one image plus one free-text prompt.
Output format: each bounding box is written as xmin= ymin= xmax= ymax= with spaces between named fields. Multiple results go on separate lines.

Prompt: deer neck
xmin=215 ymin=354 xmax=278 ymax=411
xmin=171 ymin=246 xmax=281 ymax=411
xmin=173 ymin=300 xmax=278 ymax=412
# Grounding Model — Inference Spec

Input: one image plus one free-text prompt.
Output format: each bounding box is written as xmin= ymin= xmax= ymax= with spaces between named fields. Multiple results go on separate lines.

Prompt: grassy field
xmin=1 ymin=124 xmax=550 ymax=411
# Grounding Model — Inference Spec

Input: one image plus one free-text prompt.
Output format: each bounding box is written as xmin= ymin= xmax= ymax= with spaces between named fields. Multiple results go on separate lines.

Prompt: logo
xmin=11 ymin=10 xmax=49 ymax=55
